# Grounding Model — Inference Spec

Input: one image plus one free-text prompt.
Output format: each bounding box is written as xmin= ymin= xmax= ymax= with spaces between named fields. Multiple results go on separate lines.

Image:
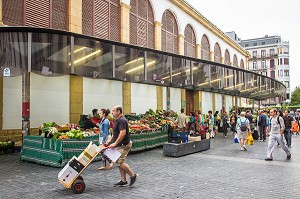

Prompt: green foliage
xmin=291 ymin=86 xmax=300 ymax=105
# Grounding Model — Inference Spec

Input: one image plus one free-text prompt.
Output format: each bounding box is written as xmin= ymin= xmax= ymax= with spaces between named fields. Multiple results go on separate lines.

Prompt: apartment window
xmin=270 ymin=49 xmax=275 ymax=57
xmin=284 ymin=58 xmax=289 ymax=65
xmin=280 ymin=58 xmax=283 ymax=65
xmin=262 ymin=60 xmax=266 ymax=69
xmin=261 ymin=50 xmax=266 ymax=58
xmin=253 ymin=61 xmax=257 ymax=70
xmin=284 ymin=70 xmax=289 ymax=76
xmin=270 ymin=59 xmax=275 ymax=68
xmin=261 ymin=71 xmax=267 ymax=76
xmin=270 ymin=71 xmax=275 ymax=79
xmin=262 ymin=41 xmax=265 ymax=45
xmin=287 ymin=93 xmax=290 ymax=99
xmin=253 ymin=42 xmax=257 ymax=46
xmin=284 ymin=81 xmax=290 ymax=88
xmin=245 ymin=44 xmax=249 ymax=47
xmin=280 ymin=70 xmax=283 ymax=76
xmin=253 ymin=50 xmax=257 ymax=58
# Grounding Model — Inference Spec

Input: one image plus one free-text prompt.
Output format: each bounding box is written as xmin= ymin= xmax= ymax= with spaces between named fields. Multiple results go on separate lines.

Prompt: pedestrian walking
xmin=283 ymin=110 xmax=293 ymax=147
xmin=236 ymin=112 xmax=251 ymax=151
xmin=105 ymin=105 xmax=137 ymax=186
xmin=265 ymin=109 xmax=291 ymax=161
xmin=221 ymin=112 xmax=229 ymax=137
xmin=98 ymin=108 xmax=113 ymax=170
xmin=258 ymin=110 xmax=267 ymax=141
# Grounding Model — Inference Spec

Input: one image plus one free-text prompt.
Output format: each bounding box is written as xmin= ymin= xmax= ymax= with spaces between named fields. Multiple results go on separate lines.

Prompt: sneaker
xmin=265 ymin=158 xmax=273 ymax=161
xmin=129 ymin=174 xmax=137 ymax=186
xmin=114 ymin=180 xmax=128 ymax=186
xmin=241 ymin=147 xmax=245 ymax=151
xmin=287 ymin=154 xmax=291 ymax=160
xmin=243 ymin=145 xmax=247 ymax=151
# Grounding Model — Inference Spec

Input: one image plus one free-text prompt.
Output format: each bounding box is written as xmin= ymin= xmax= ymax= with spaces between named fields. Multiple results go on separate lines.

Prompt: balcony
xmin=249 ymin=53 xmax=278 ymax=60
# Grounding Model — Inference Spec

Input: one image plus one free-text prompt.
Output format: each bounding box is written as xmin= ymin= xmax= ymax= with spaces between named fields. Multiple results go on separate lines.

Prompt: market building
xmin=0 ymin=0 xmax=286 ymax=144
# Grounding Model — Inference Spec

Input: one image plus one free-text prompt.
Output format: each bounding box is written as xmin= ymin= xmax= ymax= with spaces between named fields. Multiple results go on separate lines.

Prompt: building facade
xmin=0 ymin=0 xmax=286 ymax=142
xmin=239 ymin=35 xmax=290 ymax=105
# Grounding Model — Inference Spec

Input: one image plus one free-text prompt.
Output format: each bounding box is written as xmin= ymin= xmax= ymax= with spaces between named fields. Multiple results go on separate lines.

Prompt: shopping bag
xmin=247 ymin=134 xmax=254 ymax=145
xmin=234 ymin=134 xmax=239 ymax=143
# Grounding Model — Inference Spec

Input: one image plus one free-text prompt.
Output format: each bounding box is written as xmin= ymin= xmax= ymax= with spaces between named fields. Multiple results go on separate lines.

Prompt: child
xmin=292 ymin=121 xmax=299 ymax=135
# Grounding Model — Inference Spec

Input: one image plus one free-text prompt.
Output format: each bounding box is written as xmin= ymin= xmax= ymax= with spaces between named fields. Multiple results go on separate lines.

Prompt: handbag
xmin=247 ymin=134 xmax=254 ymax=145
xmin=220 ymin=120 xmax=223 ymax=127
xmin=234 ymin=134 xmax=239 ymax=143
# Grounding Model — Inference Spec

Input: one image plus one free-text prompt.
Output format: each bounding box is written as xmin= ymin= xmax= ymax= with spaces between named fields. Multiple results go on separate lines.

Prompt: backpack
xmin=238 ymin=118 xmax=248 ymax=131
xmin=270 ymin=116 xmax=282 ymax=128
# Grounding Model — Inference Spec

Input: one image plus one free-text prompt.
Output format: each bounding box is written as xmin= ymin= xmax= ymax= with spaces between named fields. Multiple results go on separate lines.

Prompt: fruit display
xmin=128 ymin=109 xmax=177 ymax=134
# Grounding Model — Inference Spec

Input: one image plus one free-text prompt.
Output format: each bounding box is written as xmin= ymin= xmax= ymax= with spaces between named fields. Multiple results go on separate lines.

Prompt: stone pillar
xmin=178 ymin=34 xmax=185 ymax=55
xmin=199 ymin=91 xmax=203 ymax=112
xmin=239 ymin=97 xmax=242 ymax=107
xmin=154 ymin=21 xmax=162 ymax=50
xmin=221 ymin=57 xmax=225 ymax=64
xmin=212 ymin=93 xmax=216 ymax=113
xmin=196 ymin=44 xmax=201 ymax=59
xmin=210 ymin=51 xmax=214 ymax=61
xmin=120 ymin=2 xmax=131 ymax=44
xmin=122 ymin=82 xmax=131 ymax=114
xmin=222 ymin=94 xmax=226 ymax=113
xmin=232 ymin=96 xmax=235 ymax=112
xmin=0 ymin=0 xmax=4 ymax=26
xmin=0 ymin=77 xmax=3 ymax=129
xmin=181 ymin=89 xmax=186 ymax=111
xmin=156 ymin=86 xmax=163 ymax=110
xmin=70 ymin=75 xmax=83 ymax=124
xmin=69 ymin=0 xmax=82 ymax=34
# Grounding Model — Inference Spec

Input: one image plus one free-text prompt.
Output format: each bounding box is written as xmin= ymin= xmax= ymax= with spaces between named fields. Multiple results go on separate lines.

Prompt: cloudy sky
xmin=186 ymin=0 xmax=300 ymax=92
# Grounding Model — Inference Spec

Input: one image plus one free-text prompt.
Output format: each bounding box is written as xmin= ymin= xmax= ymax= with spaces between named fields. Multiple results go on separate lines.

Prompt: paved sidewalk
xmin=1 ymin=134 xmax=300 ymax=199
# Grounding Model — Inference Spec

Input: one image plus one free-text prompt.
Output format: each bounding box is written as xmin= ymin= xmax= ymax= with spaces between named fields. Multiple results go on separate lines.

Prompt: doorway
xmin=186 ymin=90 xmax=194 ymax=115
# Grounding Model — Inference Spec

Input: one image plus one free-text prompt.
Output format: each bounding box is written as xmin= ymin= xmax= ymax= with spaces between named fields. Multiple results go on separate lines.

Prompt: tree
xmin=291 ymin=86 xmax=300 ymax=105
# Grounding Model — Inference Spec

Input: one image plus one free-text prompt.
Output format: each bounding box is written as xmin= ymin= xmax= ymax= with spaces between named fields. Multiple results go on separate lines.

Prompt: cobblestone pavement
xmin=1 ymin=133 xmax=300 ymax=199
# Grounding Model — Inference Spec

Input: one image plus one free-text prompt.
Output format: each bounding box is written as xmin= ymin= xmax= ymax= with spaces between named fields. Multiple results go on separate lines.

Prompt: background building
xmin=239 ymin=35 xmax=290 ymax=106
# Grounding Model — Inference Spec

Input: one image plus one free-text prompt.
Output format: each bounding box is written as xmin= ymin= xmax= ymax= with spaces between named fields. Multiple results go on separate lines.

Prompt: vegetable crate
xmin=58 ymin=141 xmax=104 ymax=194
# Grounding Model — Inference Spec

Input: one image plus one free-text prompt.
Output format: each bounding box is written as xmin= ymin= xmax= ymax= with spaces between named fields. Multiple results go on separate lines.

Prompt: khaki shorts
xmin=116 ymin=141 xmax=132 ymax=166
xmin=238 ymin=130 xmax=249 ymax=140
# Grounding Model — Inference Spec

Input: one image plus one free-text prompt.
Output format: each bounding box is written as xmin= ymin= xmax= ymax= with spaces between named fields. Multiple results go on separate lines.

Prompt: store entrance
xmin=185 ymin=90 xmax=194 ymax=115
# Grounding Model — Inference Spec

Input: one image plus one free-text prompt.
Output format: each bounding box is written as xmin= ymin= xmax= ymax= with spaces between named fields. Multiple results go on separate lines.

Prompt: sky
xmin=186 ymin=0 xmax=300 ymax=92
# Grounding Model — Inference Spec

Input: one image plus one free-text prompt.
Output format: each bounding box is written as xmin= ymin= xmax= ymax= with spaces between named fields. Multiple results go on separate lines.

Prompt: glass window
xmin=171 ymin=58 xmax=191 ymax=87
xmin=114 ymin=47 xmax=145 ymax=82
xmin=261 ymin=71 xmax=267 ymax=76
xmin=73 ymin=37 xmax=112 ymax=78
xmin=280 ymin=70 xmax=283 ymax=76
xmin=280 ymin=58 xmax=283 ymax=65
xmin=270 ymin=48 xmax=274 ymax=56
xmin=253 ymin=42 xmax=257 ymax=46
xmin=284 ymin=70 xmax=289 ymax=76
xmin=270 ymin=59 xmax=275 ymax=68
xmin=31 ymin=33 xmax=70 ymax=76
xmin=245 ymin=44 xmax=249 ymax=47
xmin=262 ymin=60 xmax=266 ymax=69
xmin=270 ymin=71 xmax=275 ymax=79
xmin=252 ymin=50 xmax=257 ymax=58
xmin=284 ymin=58 xmax=289 ymax=65
xmin=147 ymin=52 xmax=170 ymax=85
xmin=253 ymin=61 xmax=257 ymax=70
xmin=284 ymin=81 xmax=289 ymax=88
xmin=194 ymin=63 xmax=210 ymax=89
xmin=262 ymin=41 xmax=265 ymax=45
xmin=0 ymin=32 xmax=28 ymax=76
xmin=261 ymin=50 xmax=266 ymax=58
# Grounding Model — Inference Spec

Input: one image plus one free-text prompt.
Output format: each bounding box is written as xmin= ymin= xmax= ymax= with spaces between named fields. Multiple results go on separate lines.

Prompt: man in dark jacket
xmin=258 ymin=110 xmax=267 ymax=141
xmin=283 ymin=110 xmax=293 ymax=147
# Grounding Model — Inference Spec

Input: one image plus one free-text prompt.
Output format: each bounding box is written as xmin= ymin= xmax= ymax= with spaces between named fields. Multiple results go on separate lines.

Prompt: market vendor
xmin=92 ymin=108 xmax=101 ymax=124
xmin=84 ymin=114 xmax=99 ymax=130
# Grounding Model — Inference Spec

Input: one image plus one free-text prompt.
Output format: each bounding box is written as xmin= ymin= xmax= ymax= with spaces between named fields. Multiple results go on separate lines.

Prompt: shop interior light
xmin=68 ymin=47 xmax=87 ymax=55
xmin=198 ymin=74 xmax=234 ymax=86
xmin=240 ymin=86 xmax=258 ymax=93
xmin=74 ymin=49 xmax=101 ymax=65
xmin=224 ymin=83 xmax=244 ymax=90
xmin=161 ymin=67 xmax=197 ymax=80
xmin=125 ymin=60 xmax=156 ymax=74
xmin=124 ymin=58 xmax=143 ymax=66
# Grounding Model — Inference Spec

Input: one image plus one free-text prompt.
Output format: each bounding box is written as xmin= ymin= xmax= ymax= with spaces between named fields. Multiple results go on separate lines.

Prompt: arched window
xmin=3 ymin=0 xmax=68 ymax=30
xmin=161 ymin=10 xmax=178 ymax=54
xmin=214 ymin=43 xmax=221 ymax=63
xmin=233 ymin=55 xmax=238 ymax=67
xmin=224 ymin=49 xmax=230 ymax=65
xmin=83 ymin=0 xmax=120 ymax=41
xmin=240 ymin=59 xmax=244 ymax=69
xmin=130 ymin=0 xmax=154 ymax=48
xmin=201 ymin=34 xmax=210 ymax=60
xmin=184 ymin=24 xmax=196 ymax=57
